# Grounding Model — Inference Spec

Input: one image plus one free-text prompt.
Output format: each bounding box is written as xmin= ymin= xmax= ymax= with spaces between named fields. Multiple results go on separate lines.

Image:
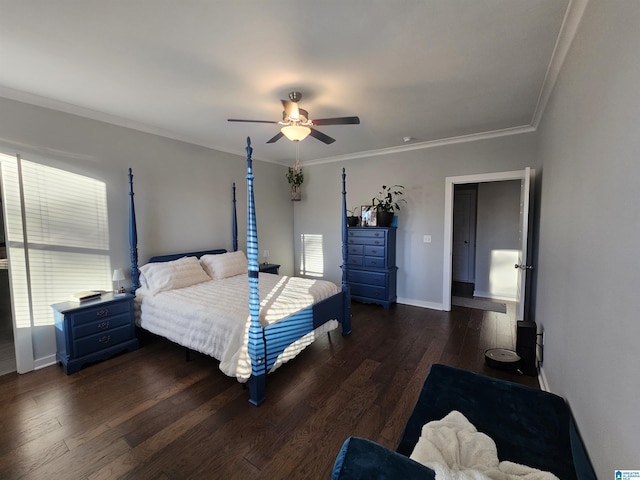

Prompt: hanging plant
xmin=286 ymin=167 xmax=304 ymax=187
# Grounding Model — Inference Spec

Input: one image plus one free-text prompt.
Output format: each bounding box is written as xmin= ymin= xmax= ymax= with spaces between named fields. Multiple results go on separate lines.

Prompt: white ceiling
xmin=0 ymin=0 xmax=577 ymax=166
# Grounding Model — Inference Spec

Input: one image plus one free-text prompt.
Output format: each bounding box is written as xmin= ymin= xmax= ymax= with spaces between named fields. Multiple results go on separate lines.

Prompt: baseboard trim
xmin=34 ymin=354 xmax=57 ymax=371
xmin=473 ymin=290 xmax=516 ymax=302
xmin=538 ymin=365 xmax=550 ymax=392
xmin=396 ymin=297 xmax=444 ymax=311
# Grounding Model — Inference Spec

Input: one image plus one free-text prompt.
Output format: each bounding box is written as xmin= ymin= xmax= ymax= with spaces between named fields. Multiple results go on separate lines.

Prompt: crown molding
xmin=530 ymin=0 xmax=589 ymax=128
xmin=304 ymin=125 xmax=536 ymax=166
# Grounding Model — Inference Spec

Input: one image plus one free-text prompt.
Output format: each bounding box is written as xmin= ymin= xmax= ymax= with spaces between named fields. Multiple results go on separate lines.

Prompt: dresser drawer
xmin=364 ymin=245 xmax=384 ymax=257
xmin=73 ymin=312 xmax=132 ymax=339
xmin=347 ymin=269 xmax=387 ymax=286
xmin=347 ymin=256 xmax=363 ymax=266
xmin=348 ymin=244 xmax=364 ymax=255
xmin=363 ymin=256 xmax=386 ymax=268
xmin=71 ymin=301 xmax=132 ymax=326
xmin=348 ymin=236 xmax=386 ymax=246
xmin=74 ymin=325 xmax=133 ymax=358
xmin=350 ymin=283 xmax=386 ymax=300
xmin=348 ymin=229 xmax=386 ymax=239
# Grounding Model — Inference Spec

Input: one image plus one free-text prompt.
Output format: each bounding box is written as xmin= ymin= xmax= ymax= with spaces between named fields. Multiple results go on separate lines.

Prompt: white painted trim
xmin=443 ymin=170 xmax=527 ymax=312
xmin=397 ymin=297 xmax=444 ymax=311
xmin=473 ymin=291 xmax=516 ymax=302
xmin=306 ymin=126 xmax=536 ymax=166
xmin=34 ymin=354 xmax=56 ymax=371
xmin=538 ymin=365 xmax=550 ymax=392
xmin=531 ymin=0 xmax=589 ymax=128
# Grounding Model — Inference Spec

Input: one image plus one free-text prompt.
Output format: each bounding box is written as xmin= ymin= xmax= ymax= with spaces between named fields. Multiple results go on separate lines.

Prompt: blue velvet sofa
xmin=332 ymin=364 xmax=596 ymax=480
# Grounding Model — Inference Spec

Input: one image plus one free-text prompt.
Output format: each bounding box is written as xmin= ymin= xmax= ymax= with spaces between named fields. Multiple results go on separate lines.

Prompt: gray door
xmin=452 ymin=185 xmax=477 ymax=283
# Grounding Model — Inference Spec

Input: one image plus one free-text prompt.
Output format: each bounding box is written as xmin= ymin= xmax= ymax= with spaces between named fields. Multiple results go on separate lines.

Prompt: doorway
xmin=0 ymin=183 xmax=16 ymax=376
xmin=443 ymin=169 xmax=533 ymax=320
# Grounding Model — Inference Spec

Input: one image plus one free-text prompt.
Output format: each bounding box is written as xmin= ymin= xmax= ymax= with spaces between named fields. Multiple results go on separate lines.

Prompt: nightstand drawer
xmin=74 ymin=325 xmax=132 ymax=357
xmin=73 ymin=312 xmax=132 ymax=339
xmin=71 ymin=301 xmax=132 ymax=326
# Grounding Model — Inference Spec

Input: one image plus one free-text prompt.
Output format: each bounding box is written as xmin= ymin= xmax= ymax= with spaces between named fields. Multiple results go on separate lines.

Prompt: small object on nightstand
xmin=112 ymin=268 xmax=125 ymax=294
xmin=259 ymin=263 xmax=280 ymax=274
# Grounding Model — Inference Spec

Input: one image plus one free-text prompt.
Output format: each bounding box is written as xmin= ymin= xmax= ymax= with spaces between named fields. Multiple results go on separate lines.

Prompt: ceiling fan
xmin=227 ymin=91 xmax=360 ymax=144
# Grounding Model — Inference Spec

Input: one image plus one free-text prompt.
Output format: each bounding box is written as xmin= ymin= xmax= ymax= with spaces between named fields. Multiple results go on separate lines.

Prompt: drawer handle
xmin=98 ymin=335 xmax=111 ymax=344
xmin=97 ymin=321 xmax=110 ymax=330
xmin=374 ymin=240 xmax=381 ymax=245
xmin=97 ymin=309 xmax=109 ymax=318
xmin=370 ymin=249 xmax=378 ymax=254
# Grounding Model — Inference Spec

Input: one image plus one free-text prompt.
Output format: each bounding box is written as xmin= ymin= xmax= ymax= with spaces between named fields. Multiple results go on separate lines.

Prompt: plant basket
xmin=291 ymin=186 xmax=301 ymax=201
xmin=376 ymin=211 xmax=394 ymax=227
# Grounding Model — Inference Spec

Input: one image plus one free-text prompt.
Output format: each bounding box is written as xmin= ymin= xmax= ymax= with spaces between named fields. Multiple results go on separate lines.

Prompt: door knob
xmin=514 ymin=264 xmax=533 ymax=270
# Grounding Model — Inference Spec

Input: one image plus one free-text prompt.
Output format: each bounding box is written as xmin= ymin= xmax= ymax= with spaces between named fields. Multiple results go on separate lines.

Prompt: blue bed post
xmin=341 ymin=168 xmax=352 ymax=335
xmin=232 ymin=182 xmax=238 ymax=252
xmin=245 ymin=137 xmax=266 ymax=406
xmin=128 ymin=168 xmax=140 ymax=292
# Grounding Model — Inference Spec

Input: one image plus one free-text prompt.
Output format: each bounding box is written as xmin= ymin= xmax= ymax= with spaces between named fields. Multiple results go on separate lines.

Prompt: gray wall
xmin=0 ymin=96 xmax=294 ymax=368
xmin=535 ymin=2 xmax=640 ymax=476
xmin=294 ymin=133 xmax=538 ymax=309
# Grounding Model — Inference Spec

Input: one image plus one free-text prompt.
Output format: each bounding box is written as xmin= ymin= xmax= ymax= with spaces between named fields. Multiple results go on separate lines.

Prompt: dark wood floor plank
xmin=0 ymin=300 xmax=539 ymax=480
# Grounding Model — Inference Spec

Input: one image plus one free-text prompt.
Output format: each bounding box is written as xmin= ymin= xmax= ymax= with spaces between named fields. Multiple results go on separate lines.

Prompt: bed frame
xmin=128 ymin=137 xmax=352 ymax=405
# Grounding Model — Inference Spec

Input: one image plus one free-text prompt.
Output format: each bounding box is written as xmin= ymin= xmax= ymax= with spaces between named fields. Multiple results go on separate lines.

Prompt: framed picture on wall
xmin=361 ymin=205 xmax=377 ymax=227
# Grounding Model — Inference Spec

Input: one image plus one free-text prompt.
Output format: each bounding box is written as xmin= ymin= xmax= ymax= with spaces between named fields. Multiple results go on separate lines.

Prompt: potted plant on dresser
xmin=372 ymin=184 xmax=406 ymax=227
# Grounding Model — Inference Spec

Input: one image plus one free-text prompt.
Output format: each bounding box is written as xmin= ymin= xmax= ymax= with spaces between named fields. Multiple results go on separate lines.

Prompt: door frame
xmin=443 ymin=169 xmax=528 ymax=312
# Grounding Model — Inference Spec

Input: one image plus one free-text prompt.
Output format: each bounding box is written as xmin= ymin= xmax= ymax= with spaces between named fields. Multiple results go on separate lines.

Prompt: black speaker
xmin=516 ymin=321 xmax=537 ymax=376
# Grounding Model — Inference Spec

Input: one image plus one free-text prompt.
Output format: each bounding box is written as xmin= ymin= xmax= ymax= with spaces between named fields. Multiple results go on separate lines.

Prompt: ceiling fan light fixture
xmin=281 ymin=125 xmax=311 ymax=142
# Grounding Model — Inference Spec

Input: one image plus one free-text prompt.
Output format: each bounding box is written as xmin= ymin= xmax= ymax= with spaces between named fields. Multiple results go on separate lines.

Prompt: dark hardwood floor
xmin=0 ymin=301 xmax=538 ymax=480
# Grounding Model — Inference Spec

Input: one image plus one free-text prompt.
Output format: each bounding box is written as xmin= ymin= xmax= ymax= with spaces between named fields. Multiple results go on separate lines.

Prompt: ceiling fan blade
xmin=227 ymin=119 xmax=278 ymax=124
xmin=266 ymin=132 xmax=284 ymax=143
xmin=281 ymin=100 xmax=300 ymax=121
xmin=312 ymin=116 xmax=360 ymax=126
xmin=309 ymin=128 xmax=336 ymax=144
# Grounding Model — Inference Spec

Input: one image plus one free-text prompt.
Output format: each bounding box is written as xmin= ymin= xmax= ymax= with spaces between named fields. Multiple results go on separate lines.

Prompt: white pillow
xmin=139 ymin=256 xmax=211 ymax=294
xmin=200 ymin=250 xmax=248 ymax=280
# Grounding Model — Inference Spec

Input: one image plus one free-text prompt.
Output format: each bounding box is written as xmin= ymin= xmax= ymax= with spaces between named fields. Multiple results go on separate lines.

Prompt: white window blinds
xmin=0 ymin=154 xmax=111 ymax=328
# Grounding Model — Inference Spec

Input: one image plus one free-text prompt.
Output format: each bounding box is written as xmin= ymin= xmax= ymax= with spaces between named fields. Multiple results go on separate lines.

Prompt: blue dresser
xmin=346 ymin=227 xmax=397 ymax=308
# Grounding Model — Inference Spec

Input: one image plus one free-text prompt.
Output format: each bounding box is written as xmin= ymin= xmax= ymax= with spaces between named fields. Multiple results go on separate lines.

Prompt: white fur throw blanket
xmin=409 ymin=411 xmax=559 ymax=480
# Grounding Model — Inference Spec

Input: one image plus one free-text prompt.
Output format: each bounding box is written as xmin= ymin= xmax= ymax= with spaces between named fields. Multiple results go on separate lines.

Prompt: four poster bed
xmin=128 ymin=137 xmax=352 ymax=405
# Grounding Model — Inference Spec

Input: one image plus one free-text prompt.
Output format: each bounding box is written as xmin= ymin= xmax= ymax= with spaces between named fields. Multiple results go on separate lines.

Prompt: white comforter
xmin=135 ymin=273 xmax=340 ymax=381
xmin=410 ymin=411 xmax=559 ymax=480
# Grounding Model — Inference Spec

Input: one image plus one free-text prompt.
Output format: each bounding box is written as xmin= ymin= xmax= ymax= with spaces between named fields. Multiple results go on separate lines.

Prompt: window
xmin=0 ymin=154 xmax=111 ymax=332
xmin=299 ymin=233 xmax=324 ymax=277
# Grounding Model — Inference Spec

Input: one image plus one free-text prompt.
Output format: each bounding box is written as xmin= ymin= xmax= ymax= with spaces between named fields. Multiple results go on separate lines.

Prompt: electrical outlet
xmin=423 ymin=235 xmax=432 ymax=243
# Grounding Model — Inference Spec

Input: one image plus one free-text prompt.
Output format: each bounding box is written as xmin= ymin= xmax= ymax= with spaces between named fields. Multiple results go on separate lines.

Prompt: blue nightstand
xmin=52 ymin=292 xmax=138 ymax=374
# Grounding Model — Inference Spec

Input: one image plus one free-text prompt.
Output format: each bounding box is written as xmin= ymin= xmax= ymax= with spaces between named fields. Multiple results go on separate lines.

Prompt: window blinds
xmin=0 ymin=154 xmax=112 ymax=328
